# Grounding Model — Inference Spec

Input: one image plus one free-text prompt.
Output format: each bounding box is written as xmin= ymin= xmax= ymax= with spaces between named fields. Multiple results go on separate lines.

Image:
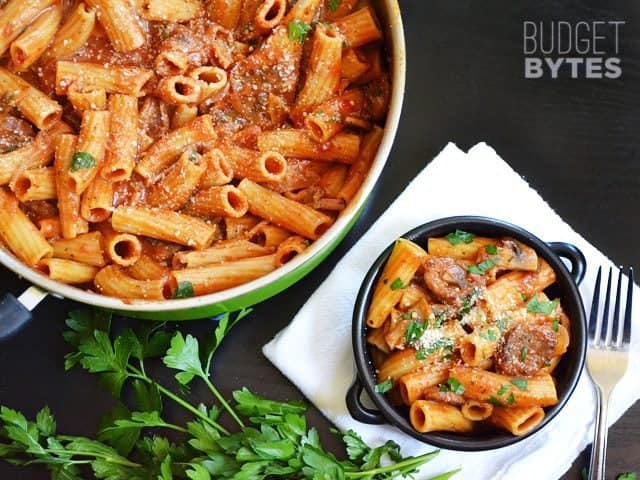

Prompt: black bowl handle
xmin=346 ymin=377 xmax=386 ymax=425
xmin=547 ymin=242 xmax=587 ymax=286
xmin=0 ymin=292 xmax=33 ymax=341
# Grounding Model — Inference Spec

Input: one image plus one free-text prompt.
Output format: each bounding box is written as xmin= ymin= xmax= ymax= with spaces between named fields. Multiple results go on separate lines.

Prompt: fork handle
xmin=588 ymin=386 xmax=608 ymax=480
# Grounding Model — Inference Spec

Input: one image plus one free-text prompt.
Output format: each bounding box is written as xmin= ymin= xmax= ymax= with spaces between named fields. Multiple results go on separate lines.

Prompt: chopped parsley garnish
xmin=374 ymin=378 xmax=393 ymax=393
xmin=425 ymin=338 xmax=454 ymax=355
xmin=521 ymin=293 xmax=528 ymax=301
xmin=327 ymin=0 xmax=341 ymax=12
xmin=468 ymin=257 xmax=499 ymax=275
xmin=390 ymin=277 xmax=407 ymax=290
xmin=488 ymin=396 xmax=502 ymax=406
xmin=458 ymin=289 xmax=480 ymax=316
xmin=438 ymin=383 xmax=449 ymax=393
xmin=431 ymin=312 xmax=447 ymax=328
xmin=520 ymin=346 xmax=528 ymax=362
xmin=400 ymin=311 xmax=415 ymax=320
xmin=506 ymin=393 xmax=515 ymax=405
xmin=496 ymin=316 xmax=509 ymax=332
xmin=404 ymin=321 xmax=425 ymax=344
xmin=496 ymin=385 xmax=509 ymax=396
xmin=173 ymin=281 xmax=194 ymax=299
xmin=415 ymin=349 xmax=427 ymax=360
xmin=70 ymin=152 xmax=96 ymax=171
xmin=485 ymin=244 xmax=498 ymax=255
xmin=480 ymin=329 xmax=497 ymax=341
xmin=526 ymin=294 xmax=559 ymax=314
xmin=552 ymin=318 xmax=560 ymax=332
xmin=288 ymin=19 xmax=312 ymax=44
xmin=510 ymin=378 xmax=528 ymax=391
xmin=447 ymin=378 xmax=465 ymax=395
xmin=446 ymin=229 xmax=475 ymax=245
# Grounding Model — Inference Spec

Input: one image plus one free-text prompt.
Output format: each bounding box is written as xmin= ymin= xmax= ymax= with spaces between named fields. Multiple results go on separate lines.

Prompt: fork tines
xmin=588 ymin=266 xmax=634 ymax=349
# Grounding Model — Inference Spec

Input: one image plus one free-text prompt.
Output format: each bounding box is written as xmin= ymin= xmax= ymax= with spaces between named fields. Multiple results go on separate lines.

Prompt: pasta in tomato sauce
xmin=367 ymin=232 xmax=571 ymax=436
xmin=0 ymin=0 xmax=390 ymax=300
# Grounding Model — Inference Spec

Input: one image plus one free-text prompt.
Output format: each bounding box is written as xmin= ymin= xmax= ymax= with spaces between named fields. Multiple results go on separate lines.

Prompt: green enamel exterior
xmin=110 ymin=202 xmax=366 ymax=321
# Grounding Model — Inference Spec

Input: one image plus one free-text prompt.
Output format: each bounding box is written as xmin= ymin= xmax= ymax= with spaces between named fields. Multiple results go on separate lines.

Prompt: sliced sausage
xmin=495 ymin=323 xmax=557 ymax=376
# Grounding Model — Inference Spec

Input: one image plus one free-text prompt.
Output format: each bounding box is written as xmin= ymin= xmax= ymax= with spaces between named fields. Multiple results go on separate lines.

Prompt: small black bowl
xmin=347 ymin=216 xmax=587 ymax=451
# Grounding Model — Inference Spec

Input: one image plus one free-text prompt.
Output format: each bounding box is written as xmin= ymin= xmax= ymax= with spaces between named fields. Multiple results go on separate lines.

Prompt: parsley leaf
xmin=390 ymin=277 xmax=407 ymax=290
xmin=447 ymin=378 xmax=465 ymax=395
xmin=425 ymin=338 xmax=454 ymax=355
xmin=496 ymin=385 xmax=509 ymax=396
xmin=76 ymin=330 xmax=134 ymax=398
xmin=480 ymin=329 xmax=498 ymax=341
xmin=327 ymin=0 xmax=341 ymax=12
xmin=552 ymin=318 xmax=560 ymax=332
xmin=520 ymin=346 xmax=528 ymax=362
xmin=468 ymin=257 xmax=499 ymax=275
xmin=496 ymin=316 xmax=509 ymax=332
xmin=70 ymin=152 xmax=96 ymax=171
xmin=435 ymin=312 xmax=447 ymax=327
xmin=488 ymin=396 xmax=502 ymax=406
xmin=340 ymin=429 xmax=368 ymax=460
xmin=446 ymin=230 xmax=475 ymax=245
xmin=506 ymin=393 xmax=516 ymax=405
xmin=510 ymin=378 xmax=528 ymax=391
xmin=485 ymin=244 xmax=498 ymax=255
xmin=163 ymin=332 xmax=205 ymax=386
xmin=374 ymin=378 xmax=393 ymax=393
xmin=287 ymin=19 xmax=311 ymax=44
xmin=415 ymin=349 xmax=427 ymax=360
xmin=459 ymin=289 xmax=480 ymax=316
xmin=526 ymin=294 xmax=559 ymax=314
xmin=405 ymin=321 xmax=426 ymax=344
xmin=173 ymin=281 xmax=194 ymax=299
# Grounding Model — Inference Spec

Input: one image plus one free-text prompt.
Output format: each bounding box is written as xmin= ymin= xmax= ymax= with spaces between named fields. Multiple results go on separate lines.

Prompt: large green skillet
xmin=0 ymin=0 xmax=406 ymax=336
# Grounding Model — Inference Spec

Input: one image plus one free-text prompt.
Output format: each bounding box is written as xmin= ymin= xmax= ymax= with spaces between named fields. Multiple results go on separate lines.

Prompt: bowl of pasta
xmin=347 ymin=216 xmax=587 ymax=450
xmin=0 ymin=0 xmax=405 ymax=332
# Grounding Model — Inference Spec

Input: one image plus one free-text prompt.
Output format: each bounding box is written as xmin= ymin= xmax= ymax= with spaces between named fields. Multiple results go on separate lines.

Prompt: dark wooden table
xmin=1 ymin=1 xmax=638 ymax=478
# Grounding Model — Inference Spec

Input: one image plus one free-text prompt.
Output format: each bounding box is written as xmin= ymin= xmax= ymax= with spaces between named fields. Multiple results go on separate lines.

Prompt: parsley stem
xmin=45 ymin=449 xmax=141 ymax=468
xmin=344 ymin=450 xmax=439 ymax=478
xmin=427 ymin=468 xmax=462 ymax=480
xmin=201 ymin=375 xmax=245 ymax=429
xmin=128 ymin=371 xmax=230 ymax=436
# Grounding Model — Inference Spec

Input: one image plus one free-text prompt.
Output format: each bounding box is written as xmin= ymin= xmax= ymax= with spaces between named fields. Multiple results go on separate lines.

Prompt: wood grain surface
xmin=0 ymin=1 xmax=638 ymax=479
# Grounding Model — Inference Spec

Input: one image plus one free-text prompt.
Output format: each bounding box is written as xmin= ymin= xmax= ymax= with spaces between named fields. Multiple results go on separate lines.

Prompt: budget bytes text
xmin=523 ymin=21 xmax=624 ymax=79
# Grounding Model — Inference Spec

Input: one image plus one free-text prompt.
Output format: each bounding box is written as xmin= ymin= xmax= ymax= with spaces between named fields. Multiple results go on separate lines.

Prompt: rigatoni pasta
xmin=367 ymin=231 xmax=572 ymax=436
xmin=0 ymin=0 xmax=390 ymax=301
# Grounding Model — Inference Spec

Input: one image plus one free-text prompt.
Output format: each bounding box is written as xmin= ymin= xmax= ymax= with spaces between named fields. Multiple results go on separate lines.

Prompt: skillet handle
xmin=346 ymin=377 xmax=386 ymax=425
xmin=0 ymin=292 xmax=32 ymax=341
xmin=548 ymin=242 xmax=587 ymax=286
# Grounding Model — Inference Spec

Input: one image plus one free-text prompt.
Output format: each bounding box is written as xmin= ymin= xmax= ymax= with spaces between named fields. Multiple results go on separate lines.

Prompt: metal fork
xmin=586 ymin=266 xmax=634 ymax=480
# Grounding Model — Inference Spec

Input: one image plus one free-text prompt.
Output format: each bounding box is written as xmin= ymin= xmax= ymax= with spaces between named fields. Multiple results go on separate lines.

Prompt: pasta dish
xmin=0 ymin=0 xmax=389 ymax=300
xmin=366 ymin=231 xmax=570 ymax=436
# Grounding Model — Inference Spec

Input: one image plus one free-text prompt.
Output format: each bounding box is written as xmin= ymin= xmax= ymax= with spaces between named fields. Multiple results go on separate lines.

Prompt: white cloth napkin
xmin=263 ymin=143 xmax=639 ymax=480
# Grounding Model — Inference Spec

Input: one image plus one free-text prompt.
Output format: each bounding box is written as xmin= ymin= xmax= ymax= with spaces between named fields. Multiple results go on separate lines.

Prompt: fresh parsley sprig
xmin=0 ymin=309 xmax=459 ymax=480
